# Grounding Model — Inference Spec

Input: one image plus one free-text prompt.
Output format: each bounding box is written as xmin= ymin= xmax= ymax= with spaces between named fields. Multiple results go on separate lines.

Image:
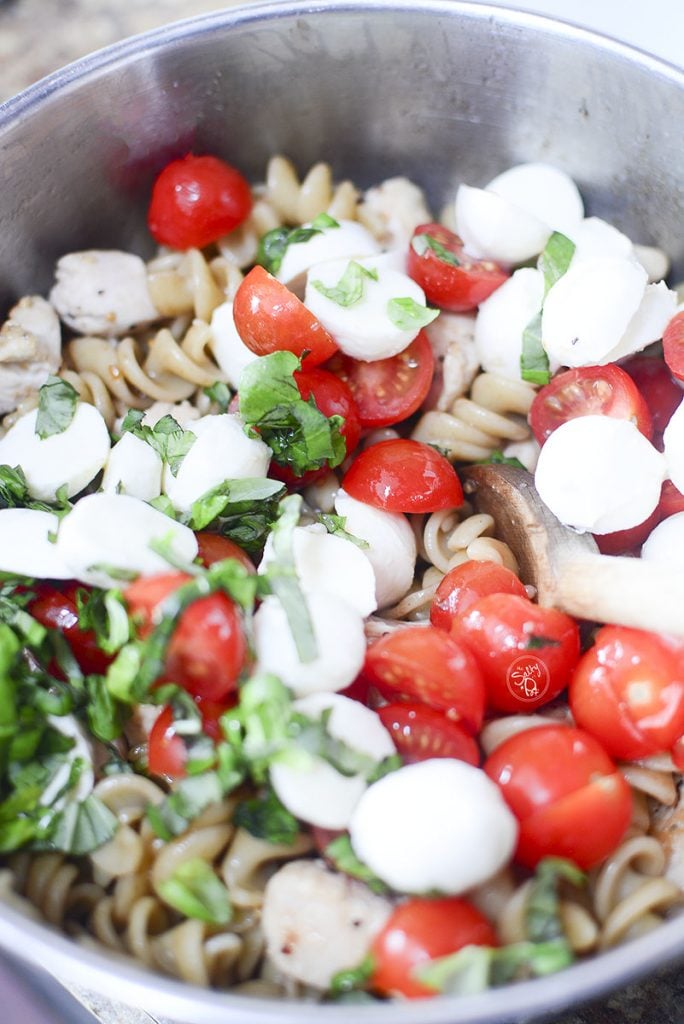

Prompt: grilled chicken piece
xmin=0 ymin=296 xmax=61 ymax=414
xmin=50 ymin=250 xmax=159 ymax=336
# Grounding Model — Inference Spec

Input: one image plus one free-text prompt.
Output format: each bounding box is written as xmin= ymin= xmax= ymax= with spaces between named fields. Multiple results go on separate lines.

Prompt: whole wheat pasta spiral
xmin=147 ymin=248 xmax=243 ymax=321
xmin=262 ymin=155 xmax=359 ymax=226
xmin=221 ymin=827 xmax=314 ymax=910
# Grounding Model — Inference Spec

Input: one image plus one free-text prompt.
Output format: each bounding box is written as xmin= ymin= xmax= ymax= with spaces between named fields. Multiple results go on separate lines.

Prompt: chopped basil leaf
xmin=85 ymin=675 xmax=127 ymax=743
xmin=525 ymin=856 xmax=585 ymax=944
xmin=330 ymin=954 xmax=375 ymax=997
xmin=35 ymin=376 xmax=79 ymax=439
xmin=157 ymin=858 xmax=232 ymax=924
xmin=315 ymin=512 xmax=369 ymax=549
xmin=256 ymin=214 xmax=339 ymax=275
xmin=324 ymin=834 xmax=388 ymax=894
xmin=490 ymin=939 xmax=574 ymax=984
xmin=526 ymin=635 xmax=561 ymax=650
xmin=147 ymin=772 xmax=225 ymax=839
xmin=539 ymin=232 xmax=576 ymax=296
xmin=416 ymin=937 xmax=574 ymax=995
xmin=263 ymin=495 xmax=317 ymax=663
xmin=477 ymin=450 xmax=527 ymax=470
xmin=0 ymin=464 xmax=71 ymax=517
xmin=386 ymin=296 xmax=439 ymax=331
xmin=233 ymin=787 xmax=299 ymax=845
xmin=75 ymin=588 xmax=130 ymax=655
xmin=312 ymin=261 xmax=378 ymax=307
xmin=188 ymin=477 xmax=284 ymax=532
xmin=121 ymin=410 xmax=196 ymax=477
xmin=203 ymin=381 xmax=231 ymax=413
xmin=87 ymin=563 xmax=140 ymax=583
xmin=412 ymin=232 xmax=460 ymax=267
xmin=49 ymin=794 xmax=118 ymax=855
xmin=520 ymin=232 xmax=575 ymax=385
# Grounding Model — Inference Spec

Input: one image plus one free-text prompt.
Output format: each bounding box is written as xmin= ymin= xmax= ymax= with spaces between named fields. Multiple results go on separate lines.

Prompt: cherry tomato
xmin=371 ymin=896 xmax=497 ymax=999
xmin=233 ymin=266 xmax=337 ymax=368
xmin=29 ymin=583 xmax=112 ymax=676
xmin=484 ymin=726 xmax=632 ymax=869
xmin=327 ymin=330 xmax=435 ymax=428
xmin=194 ymin=694 xmax=237 ymax=742
xmin=343 ymin=439 xmax=463 ymax=513
xmin=663 ymin=311 xmax=684 ymax=382
xmin=125 ymin=572 xmax=191 ymax=635
xmin=655 ymin=478 xmax=684 ymax=520
xmin=450 ymin=593 xmax=580 ymax=713
xmin=195 ymin=533 xmax=255 ymax=573
xmin=363 ymin=625 xmax=486 ymax=733
xmin=148 ymin=706 xmax=187 ymax=778
xmin=377 ymin=702 xmax=479 ymax=766
xmin=430 ymin=561 xmax=527 ymax=632
xmin=529 ymin=364 xmax=653 ymax=445
xmin=407 ymin=223 xmax=509 ymax=312
xmin=621 ymin=354 xmax=683 ymax=447
xmin=147 ymin=154 xmax=252 ymax=250
xmin=595 ymin=478 xmax=684 ymax=556
xmin=569 ymin=626 xmax=684 ymax=761
xmin=165 ymin=593 xmax=246 ymax=701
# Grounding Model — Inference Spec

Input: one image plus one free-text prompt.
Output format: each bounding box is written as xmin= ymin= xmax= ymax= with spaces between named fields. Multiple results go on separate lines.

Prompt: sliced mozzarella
xmin=0 ymin=403 xmax=110 ymax=501
xmin=534 ymin=415 xmax=665 ymax=534
xmin=486 ymin=163 xmax=584 ymax=238
xmin=277 ymin=220 xmax=380 ymax=294
xmin=474 ymin=268 xmax=545 ymax=381
xmin=542 ymin=258 xmax=647 ymax=367
xmin=56 ymin=492 xmax=198 ymax=588
xmin=259 ymin=524 xmax=377 ymax=617
xmin=101 ymin=432 xmax=163 ymax=501
xmin=294 ymin=693 xmax=396 ymax=761
xmin=359 ymin=248 xmax=409 ymax=275
xmin=633 ymin=243 xmax=670 ymax=283
xmin=455 ymin=185 xmax=551 ymax=265
xmin=304 ymin=257 xmax=429 ymax=361
xmin=209 ymin=301 xmax=258 ymax=388
xmin=334 ymin=489 xmax=416 ymax=608
xmin=663 ymin=398 xmax=684 ymax=493
xmin=641 ymin=512 xmax=684 ymax=570
xmin=349 ymin=759 xmax=517 ymax=894
xmin=601 ymin=281 xmax=676 ymax=363
xmin=0 ymin=508 xmax=72 ymax=578
xmin=568 ymin=217 xmax=634 ymax=265
xmin=41 ymin=715 xmax=94 ymax=808
xmin=253 ymin=591 xmax=366 ymax=697
xmin=50 ymin=250 xmax=159 ymax=337
xmin=162 ymin=413 xmax=270 ymax=513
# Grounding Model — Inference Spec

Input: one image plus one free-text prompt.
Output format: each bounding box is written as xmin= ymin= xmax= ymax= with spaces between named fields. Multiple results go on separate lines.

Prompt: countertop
xmin=0 ymin=0 xmax=683 ymax=1022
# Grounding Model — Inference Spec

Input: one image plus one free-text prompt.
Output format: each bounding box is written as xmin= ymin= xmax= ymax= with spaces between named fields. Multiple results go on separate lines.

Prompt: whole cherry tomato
xmin=343 ymin=439 xmax=463 ymax=513
xmin=195 ymin=532 xmax=255 ymax=573
xmin=621 ymin=354 xmax=683 ymax=447
xmin=407 ymin=223 xmax=508 ymax=312
xmin=29 ymin=583 xmax=112 ymax=676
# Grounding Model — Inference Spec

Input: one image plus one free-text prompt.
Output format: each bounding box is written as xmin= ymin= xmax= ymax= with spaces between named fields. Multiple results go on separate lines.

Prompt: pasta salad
xmin=0 ymin=152 xmax=683 ymax=1002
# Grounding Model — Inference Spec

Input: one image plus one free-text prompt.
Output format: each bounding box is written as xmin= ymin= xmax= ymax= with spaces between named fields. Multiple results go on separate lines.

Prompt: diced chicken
xmin=0 ymin=296 xmax=61 ymax=414
xmin=650 ymin=784 xmax=684 ymax=889
xmin=423 ymin=311 xmax=479 ymax=410
xmin=50 ymin=250 xmax=160 ymax=337
xmin=261 ymin=860 xmax=392 ymax=989
xmin=357 ymin=177 xmax=432 ymax=249
xmin=141 ymin=400 xmax=201 ymax=430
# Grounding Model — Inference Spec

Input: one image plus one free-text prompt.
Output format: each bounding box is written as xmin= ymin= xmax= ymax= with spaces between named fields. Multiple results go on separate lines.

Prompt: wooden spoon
xmin=463 ymin=463 xmax=684 ymax=637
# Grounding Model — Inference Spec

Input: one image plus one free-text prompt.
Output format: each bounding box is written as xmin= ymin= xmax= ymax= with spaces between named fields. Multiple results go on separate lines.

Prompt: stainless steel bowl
xmin=1 ymin=2 xmax=684 ymax=1021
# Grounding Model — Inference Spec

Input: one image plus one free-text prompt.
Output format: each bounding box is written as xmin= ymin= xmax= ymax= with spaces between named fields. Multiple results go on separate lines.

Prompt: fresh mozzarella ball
xmin=359 ymin=248 xmax=409 ymax=275
xmin=633 ymin=243 xmax=670 ymax=283
xmin=270 ymin=693 xmax=396 ymax=829
xmin=304 ymin=257 xmax=429 ymax=361
xmin=455 ymin=184 xmax=551 ymax=265
xmin=209 ymin=301 xmax=258 ymax=388
xmin=663 ymin=398 xmax=684 ymax=493
xmin=568 ymin=217 xmax=634 ymax=265
xmin=101 ymin=432 xmax=163 ymax=501
xmin=56 ymin=492 xmax=198 ymax=588
xmin=253 ymin=591 xmax=366 ymax=696
xmin=534 ymin=415 xmax=666 ymax=534
xmin=41 ymin=715 xmax=94 ymax=808
xmin=334 ymin=489 xmax=416 ymax=608
xmin=162 ymin=413 xmax=270 ymax=513
xmin=0 ymin=404 xmax=110 ymax=500
xmin=277 ymin=220 xmax=380 ymax=294
xmin=0 ymin=509 xmax=72 ymax=578
xmin=641 ymin=512 xmax=684 ymax=570
xmin=486 ymin=163 xmax=584 ymax=237
xmin=475 ymin=268 xmax=545 ymax=381
xmin=604 ymin=281 xmax=677 ymax=363
xmin=50 ymin=250 xmax=159 ymax=337
xmin=259 ymin=524 xmax=377 ymax=617
xmin=349 ymin=759 xmax=517 ymax=894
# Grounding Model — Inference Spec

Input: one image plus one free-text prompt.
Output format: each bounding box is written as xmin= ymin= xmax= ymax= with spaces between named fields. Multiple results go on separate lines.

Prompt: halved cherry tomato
xmin=148 ymin=706 xmax=187 ymax=778
xmin=621 ymin=354 xmax=683 ymax=447
xmin=407 ymin=223 xmax=509 ymax=312
xmin=484 ymin=725 xmax=632 ymax=869
xmin=327 ymin=331 xmax=435 ymax=428
xmin=147 ymin=154 xmax=252 ymax=249
xmin=569 ymin=626 xmax=684 ymax=761
xmin=125 ymin=572 xmax=191 ymax=635
xmin=195 ymin=533 xmax=255 ymax=573
xmin=596 ymin=478 xmax=684 ymax=555
xmin=371 ymin=897 xmax=497 ymax=999
xmin=232 ymin=266 xmax=337 ymax=367
xmin=656 ymin=478 xmax=684 ymax=520
xmin=363 ymin=625 xmax=486 ymax=733
xmin=194 ymin=694 xmax=237 ymax=741
xmin=343 ymin=439 xmax=463 ymax=513
xmin=430 ymin=561 xmax=527 ymax=632
xmin=450 ymin=593 xmax=580 ymax=713
xmin=377 ymin=703 xmax=479 ymax=765
xmin=29 ymin=583 xmax=113 ymax=676
xmin=663 ymin=311 xmax=684 ymax=382
xmin=529 ymin=364 xmax=653 ymax=445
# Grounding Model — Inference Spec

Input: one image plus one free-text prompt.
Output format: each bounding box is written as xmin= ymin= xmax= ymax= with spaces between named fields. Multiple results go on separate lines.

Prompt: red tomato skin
xmin=621 ymin=354 xmax=683 ymax=447
xmin=125 ymin=572 xmax=191 ymax=635
xmin=663 ymin=311 xmax=684 ymax=382
xmin=363 ymin=625 xmax=486 ymax=733
xmin=195 ymin=533 xmax=255 ymax=573
xmin=377 ymin=702 xmax=480 ymax=765
xmin=29 ymin=583 xmax=112 ymax=676
xmin=343 ymin=439 xmax=463 ymax=513
xmin=147 ymin=154 xmax=252 ymax=249
xmin=407 ymin=223 xmax=509 ymax=312
xmin=430 ymin=561 xmax=527 ymax=632
xmin=484 ymin=726 xmax=632 ymax=869
xmin=596 ymin=479 xmax=684 ymax=555
xmin=656 ymin=479 xmax=684 ymax=520
xmin=165 ymin=593 xmax=246 ymax=701
xmin=148 ymin=706 xmax=187 ymax=779
xmin=194 ymin=694 xmax=237 ymax=741
xmin=327 ymin=331 xmax=435 ymax=428
xmin=451 ymin=593 xmax=580 ymax=713
xmin=233 ymin=266 xmax=337 ymax=368
xmin=371 ymin=897 xmax=497 ymax=999
xmin=569 ymin=626 xmax=684 ymax=760
xmin=529 ymin=364 xmax=653 ymax=445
